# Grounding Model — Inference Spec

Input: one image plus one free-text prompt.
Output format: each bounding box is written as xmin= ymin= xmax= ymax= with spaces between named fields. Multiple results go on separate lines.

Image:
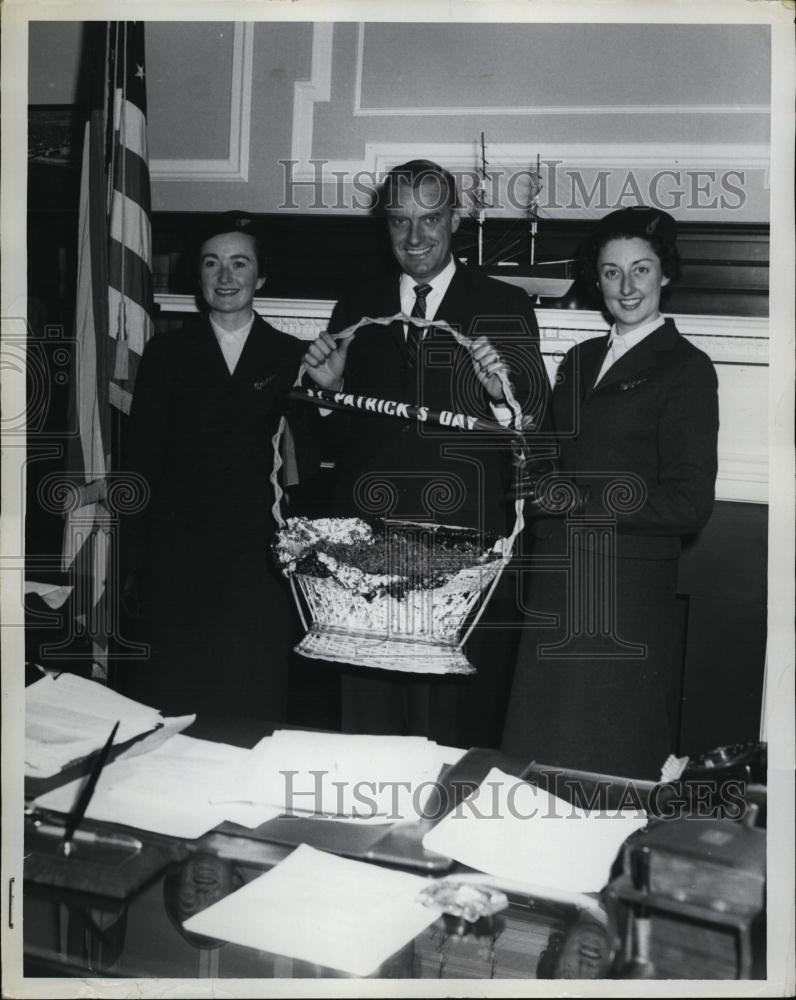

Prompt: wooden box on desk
xmin=607 ymin=817 xmax=765 ymax=978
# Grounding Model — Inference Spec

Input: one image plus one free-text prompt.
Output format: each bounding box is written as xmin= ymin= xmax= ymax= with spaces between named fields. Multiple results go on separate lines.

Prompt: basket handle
xmin=271 ymin=311 xmax=530 ymax=531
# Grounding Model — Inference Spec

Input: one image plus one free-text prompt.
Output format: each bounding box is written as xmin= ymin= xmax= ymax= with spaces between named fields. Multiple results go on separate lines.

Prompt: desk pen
xmin=61 ymin=719 xmax=120 ymax=856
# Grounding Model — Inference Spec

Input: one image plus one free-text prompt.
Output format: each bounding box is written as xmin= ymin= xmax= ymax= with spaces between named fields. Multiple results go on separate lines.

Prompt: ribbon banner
xmin=288 ymin=386 xmax=528 ymax=436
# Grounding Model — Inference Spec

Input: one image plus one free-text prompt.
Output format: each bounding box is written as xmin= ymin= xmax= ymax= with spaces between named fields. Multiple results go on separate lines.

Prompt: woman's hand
xmin=470 ymin=335 xmax=510 ymax=401
xmin=303 ymin=330 xmax=354 ymax=391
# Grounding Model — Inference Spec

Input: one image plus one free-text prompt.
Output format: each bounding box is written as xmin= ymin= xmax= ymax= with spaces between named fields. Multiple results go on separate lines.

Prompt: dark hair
xmin=194 ymin=212 xmax=267 ymax=278
xmin=581 ymin=207 xmax=681 ymax=287
xmin=377 ymin=159 xmax=460 ymax=214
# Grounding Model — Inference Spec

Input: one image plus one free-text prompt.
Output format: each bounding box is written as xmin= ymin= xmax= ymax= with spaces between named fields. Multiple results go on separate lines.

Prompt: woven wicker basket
xmin=284 ymin=524 xmax=510 ymax=675
xmin=269 ymin=312 xmax=527 ymax=675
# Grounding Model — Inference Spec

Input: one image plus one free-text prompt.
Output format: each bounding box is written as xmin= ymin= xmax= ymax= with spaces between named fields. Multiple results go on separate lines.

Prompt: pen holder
xmin=24 ymin=820 xmax=185 ymax=899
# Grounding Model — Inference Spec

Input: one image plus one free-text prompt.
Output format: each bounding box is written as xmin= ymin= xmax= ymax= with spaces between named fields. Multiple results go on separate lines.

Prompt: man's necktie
xmin=407 ymin=283 xmax=432 ymax=369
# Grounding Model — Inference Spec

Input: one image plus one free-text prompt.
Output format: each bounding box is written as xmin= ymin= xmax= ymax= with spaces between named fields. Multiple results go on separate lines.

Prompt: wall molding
xmin=155 ymin=293 xmax=769 ymax=504
xmin=290 ymin=22 xmax=334 ymax=174
xmin=155 ymin=294 xmax=769 ymax=362
xmin=150 ymin=22 xmax=253 ymax=182
xmin=353 ymin=25 xmax=770 ymax=120
xmin=288 ymin=22 xmax=769 ymax=183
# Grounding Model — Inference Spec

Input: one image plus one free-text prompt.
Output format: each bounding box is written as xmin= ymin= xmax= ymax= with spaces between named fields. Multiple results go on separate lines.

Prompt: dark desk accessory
xmin=61 ymin=720 xmax=120 ymax=856
xmin=25 ymin=723 xmax=185 ymax=900
xmin=163 ymin=853 xmax=245 ymax=949
xmin=607 ymin=815 xmax=766 ymax=978
xmin=25 ymin=810 xmax=188 ymax=900
xmin=621 ymin=844 xmax=657 ymax=979
xmin=541 ymin=910 xmax=616 ymax=979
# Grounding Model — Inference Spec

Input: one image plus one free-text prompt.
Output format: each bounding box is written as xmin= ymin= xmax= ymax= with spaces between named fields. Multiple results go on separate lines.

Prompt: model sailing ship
xmin=467 ymin=133 xmax=576 ymax=300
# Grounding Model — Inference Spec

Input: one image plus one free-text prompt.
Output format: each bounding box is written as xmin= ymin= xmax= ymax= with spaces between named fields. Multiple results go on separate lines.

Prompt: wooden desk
xmin=21 ymin=723 xmax=766 ymax=981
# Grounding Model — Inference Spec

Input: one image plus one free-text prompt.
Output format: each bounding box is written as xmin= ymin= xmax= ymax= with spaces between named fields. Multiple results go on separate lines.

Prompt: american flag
xmin=107 ymin=21 xmax=155 ymax=415
xmin=62 ymin=22 xmax=154 ymax=678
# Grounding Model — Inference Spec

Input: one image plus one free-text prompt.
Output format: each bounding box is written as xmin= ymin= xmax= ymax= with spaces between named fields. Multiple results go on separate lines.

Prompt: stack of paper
xmin=422 ymin=767 xmax=647 ymax=894
xmin=183 ymin=844 xmax=439 ymax=976
xmin=212 ymin=730 xmax=463 ymax=823
xmin=33 ymin=734 xmax=280 ymax=839
xmin=25 ymin=673 xmax=165 ymax=778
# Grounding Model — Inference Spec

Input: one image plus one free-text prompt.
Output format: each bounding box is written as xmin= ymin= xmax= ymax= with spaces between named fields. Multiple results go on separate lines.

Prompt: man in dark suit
xmin=303 ymin=160 xmax=549 ymax=745
xmin=120 ymin=213 xmax=310 ymax=719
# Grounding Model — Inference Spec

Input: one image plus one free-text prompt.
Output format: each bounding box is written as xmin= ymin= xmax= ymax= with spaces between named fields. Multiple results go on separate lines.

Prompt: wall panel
xmin=28 ymin=20 xmax=771 ymax=220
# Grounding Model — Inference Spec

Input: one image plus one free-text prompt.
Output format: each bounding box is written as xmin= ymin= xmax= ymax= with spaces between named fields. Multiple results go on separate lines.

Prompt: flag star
xmin=135 ymin=64 xmax=145 ymax=80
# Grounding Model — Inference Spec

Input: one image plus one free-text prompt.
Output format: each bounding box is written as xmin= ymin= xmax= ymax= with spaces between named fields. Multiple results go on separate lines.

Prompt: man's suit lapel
xmin=435 ymin=266 xmax=468 ymax=337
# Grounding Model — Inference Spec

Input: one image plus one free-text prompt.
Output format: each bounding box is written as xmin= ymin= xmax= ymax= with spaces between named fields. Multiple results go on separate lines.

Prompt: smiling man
xmin=303 ymin=160 xmax=549 ymax=746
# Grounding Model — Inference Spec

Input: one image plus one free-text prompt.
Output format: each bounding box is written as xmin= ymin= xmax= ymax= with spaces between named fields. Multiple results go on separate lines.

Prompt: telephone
xmin=682 ymin=741 xmax=766 ymax=784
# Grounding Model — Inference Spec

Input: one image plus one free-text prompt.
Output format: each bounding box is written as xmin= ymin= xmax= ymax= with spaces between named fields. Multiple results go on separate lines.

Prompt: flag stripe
xmin=109 ymin=381 xmax=135 ymax=416
xmin=108 ymin=289 xmax=153 ymax=355
xmin=114 ymin=92 xmax=148 ymax=160
xmin=112 ymin=145 xmax=151 ymax=214
xmin=109 ymin=188 xmax=151 ymax=261
xmin=108 ymin=239 xmax=154 ymax=317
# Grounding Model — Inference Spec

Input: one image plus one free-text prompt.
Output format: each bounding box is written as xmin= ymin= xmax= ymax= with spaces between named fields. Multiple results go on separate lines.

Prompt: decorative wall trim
xmin=288 ymin=23 xmax=769 ymax=182
xmin=290 ymin=22 xmax=334 ymax=173
xmin=353 ymin=25 xmax=770 ymax=120
xmin=155 ymin=295 xmax=769 ymax=361
xmin=150 ymin=22 xmax=253 ymax=182
xmin=155 ymin=295 xmax=768 ymax=503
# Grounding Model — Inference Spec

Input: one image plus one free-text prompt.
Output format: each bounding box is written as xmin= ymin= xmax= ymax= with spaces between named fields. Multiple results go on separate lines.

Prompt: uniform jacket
xmin=325 ymin=266 xmax=548 ymax=536
xmin=122 ymin=312 xmax=307 ymax=574
xmin=539 ymin=318 xmax=719 ymax=559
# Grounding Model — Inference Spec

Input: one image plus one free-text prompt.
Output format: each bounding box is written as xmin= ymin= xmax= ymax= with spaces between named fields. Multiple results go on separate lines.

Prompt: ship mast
xmin=529 ymin=153 xmax=541 ymax=266
xmin=477 ymin=131 xmax=488 ymax=267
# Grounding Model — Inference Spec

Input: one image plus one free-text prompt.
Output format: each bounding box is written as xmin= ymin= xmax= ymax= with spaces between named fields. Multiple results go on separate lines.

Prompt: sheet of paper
xmin=25 ymin=673 xmax=163 ymax=777
xmin=183 ymin=844 xmax=438 ymax=976
xmin=24 ymin=580 xmax=73 ymax=608
xmin=211 ymin=729 xmax=463 ymax=822
xmin=114 ymin=713 xmax=195 ymax=762
xmin=33 ymin=735 xmax=280 ymax=839
xmin=422 ymin=767 xmax=647 ymax=894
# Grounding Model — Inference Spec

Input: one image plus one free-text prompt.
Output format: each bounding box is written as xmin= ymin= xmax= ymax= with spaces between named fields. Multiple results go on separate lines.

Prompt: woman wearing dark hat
xmin=119 ymin=213 xmax=311 ymax=718
xmin=502 ymin=206 xmax=719 ymax=779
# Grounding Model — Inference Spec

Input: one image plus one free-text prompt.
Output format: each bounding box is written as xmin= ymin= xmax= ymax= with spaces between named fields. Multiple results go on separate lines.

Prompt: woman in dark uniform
xmin=120 ymin=213 xmax=308 ymax=719
xmin=502 ymin=206 xmax=719 ymax=779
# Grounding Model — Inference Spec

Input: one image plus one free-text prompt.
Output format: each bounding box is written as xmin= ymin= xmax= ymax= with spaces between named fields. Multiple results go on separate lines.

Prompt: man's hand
xmin=470 ymin=336 xmax=510 ymax=401
xmin=303 ymin=331 xmax=354 ymax=391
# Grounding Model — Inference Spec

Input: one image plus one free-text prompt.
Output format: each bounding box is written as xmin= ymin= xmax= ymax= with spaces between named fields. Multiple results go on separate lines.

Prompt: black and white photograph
xmin=2 ymin=0 xmax=794 ymax=995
